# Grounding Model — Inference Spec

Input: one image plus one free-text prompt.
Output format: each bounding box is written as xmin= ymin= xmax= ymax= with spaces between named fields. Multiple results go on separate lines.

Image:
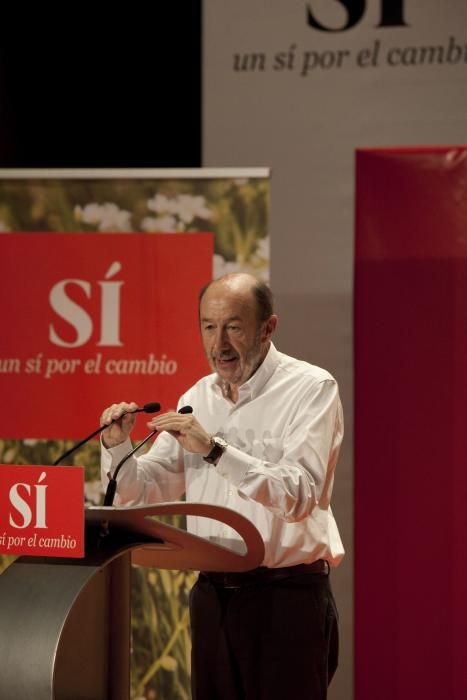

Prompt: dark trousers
xmin=189 ymin=569 xmax=339 ymax=700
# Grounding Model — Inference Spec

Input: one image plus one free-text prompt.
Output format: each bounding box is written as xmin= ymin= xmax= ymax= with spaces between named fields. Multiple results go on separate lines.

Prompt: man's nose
xmin=213 ymin=328 xmax=228 ymax=353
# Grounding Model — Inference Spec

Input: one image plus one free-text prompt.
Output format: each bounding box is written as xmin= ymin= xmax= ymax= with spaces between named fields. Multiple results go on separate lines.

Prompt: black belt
xmin=200 ymin=560 xmax=329 ymax=588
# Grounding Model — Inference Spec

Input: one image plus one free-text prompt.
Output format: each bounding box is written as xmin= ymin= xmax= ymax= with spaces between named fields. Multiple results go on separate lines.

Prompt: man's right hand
xmin=100 ymin=401 xmax=139 ymax=448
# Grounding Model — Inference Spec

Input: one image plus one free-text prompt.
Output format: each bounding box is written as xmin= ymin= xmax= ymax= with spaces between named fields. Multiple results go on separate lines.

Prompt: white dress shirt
xmin=101 ymin=343 xmax=344 ymax=568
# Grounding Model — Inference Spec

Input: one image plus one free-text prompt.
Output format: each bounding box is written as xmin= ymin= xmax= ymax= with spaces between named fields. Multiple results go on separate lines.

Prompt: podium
xmin=0 ymin=502 xmax=264 ymax=700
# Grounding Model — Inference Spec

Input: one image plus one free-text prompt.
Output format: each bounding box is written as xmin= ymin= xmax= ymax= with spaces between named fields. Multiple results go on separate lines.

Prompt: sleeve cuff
xmin=215 ymin=444 xmax=254 ymax=486
xmin=101 ymin=437 xmax=133 ymax=479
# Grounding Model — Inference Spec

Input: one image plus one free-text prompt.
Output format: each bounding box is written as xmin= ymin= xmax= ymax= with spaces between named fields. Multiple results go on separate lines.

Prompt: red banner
xmin=0 ymin=465 xmax=84 ymax=558
xmin=0 ymin=233 xmax=213 ymax=439
xmin=355 ymin=147 xmax=467 ymax=700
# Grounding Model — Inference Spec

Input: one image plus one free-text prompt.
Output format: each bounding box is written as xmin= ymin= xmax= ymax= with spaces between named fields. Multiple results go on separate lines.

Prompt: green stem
xmin=134 ymin=607 xmax=190 ymax=698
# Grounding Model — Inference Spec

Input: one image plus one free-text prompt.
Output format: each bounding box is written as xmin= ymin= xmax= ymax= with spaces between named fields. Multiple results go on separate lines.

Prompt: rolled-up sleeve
xmin=101 ymin=431 xmax=186 ymax=506
xmin=215 ymin=379 xmax=343 ymax=522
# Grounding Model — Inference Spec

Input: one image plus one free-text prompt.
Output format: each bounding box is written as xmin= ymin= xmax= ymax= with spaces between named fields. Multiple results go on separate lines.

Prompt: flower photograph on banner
xmin=0 ymin=170 xmax=269 ymax=699
xmin=0 ymin=175 xmax=269 ymax=276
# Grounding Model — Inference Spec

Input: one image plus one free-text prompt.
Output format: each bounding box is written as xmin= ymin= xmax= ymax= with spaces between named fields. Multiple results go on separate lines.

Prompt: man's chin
xmin=215 ymin=360 xmax=241 ymax=382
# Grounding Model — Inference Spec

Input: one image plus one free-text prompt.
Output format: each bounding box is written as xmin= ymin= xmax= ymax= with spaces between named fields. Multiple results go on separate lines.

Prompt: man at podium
xmin=100 ymin=272 xmax=344 ymax=700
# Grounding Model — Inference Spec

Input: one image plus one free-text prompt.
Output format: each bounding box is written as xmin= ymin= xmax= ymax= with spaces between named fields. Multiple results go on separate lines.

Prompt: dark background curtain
xmin=0 ymin=6 xmax=201 ymax=168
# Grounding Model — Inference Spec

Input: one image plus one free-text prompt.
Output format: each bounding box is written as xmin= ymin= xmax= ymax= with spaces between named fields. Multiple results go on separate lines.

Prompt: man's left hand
xmin=148 ymin=411 xmax=212 ymax=456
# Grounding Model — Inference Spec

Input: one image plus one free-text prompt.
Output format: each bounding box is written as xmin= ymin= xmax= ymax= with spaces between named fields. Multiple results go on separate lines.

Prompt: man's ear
xmin=262 ymin=314 xmax=278 ymax=342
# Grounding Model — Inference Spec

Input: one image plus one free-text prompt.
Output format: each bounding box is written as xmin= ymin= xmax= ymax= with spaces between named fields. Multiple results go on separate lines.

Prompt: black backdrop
xmin=0 ymin=5 xmax=201 ymax=168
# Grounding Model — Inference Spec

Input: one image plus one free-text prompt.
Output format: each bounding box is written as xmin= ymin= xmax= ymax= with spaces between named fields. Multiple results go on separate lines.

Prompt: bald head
xmin=199 ymin=273 xmax=274 ymax=325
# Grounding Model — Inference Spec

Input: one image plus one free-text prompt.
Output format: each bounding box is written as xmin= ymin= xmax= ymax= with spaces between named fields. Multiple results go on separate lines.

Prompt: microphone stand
xmin=53 ymin=424 xmax=107 ymax=466
xmin=52 ymin=402 xmax=160 ymax=465
xmin=102 ymin=405 xmax=193 ymax=507
xmin=103 ymin=430 xmax=157 ymax=507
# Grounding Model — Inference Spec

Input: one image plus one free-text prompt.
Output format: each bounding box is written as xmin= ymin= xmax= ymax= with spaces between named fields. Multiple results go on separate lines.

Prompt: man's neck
xmin=221 ymin=381 xmax=239 ymax=403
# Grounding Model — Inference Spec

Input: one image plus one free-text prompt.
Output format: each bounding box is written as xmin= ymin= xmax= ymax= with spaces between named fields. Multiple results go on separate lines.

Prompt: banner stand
xmin=0 ymin=502 xmax=265 ymax=700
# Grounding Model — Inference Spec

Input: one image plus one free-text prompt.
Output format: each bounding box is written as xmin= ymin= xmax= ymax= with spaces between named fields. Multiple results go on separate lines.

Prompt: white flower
xmin=211 ymin=239 xmax=270 ymax=282
xmin=176 ymin=194 xmax=212 ymax=224
xmin=146 ymin=193 xmax=212 ymax=225
xmin=74 ymin=203 xmax=101 ymax=225
xmin=213 ymin=254 xmax=242 ymax=278
xmin=253 ymin=236 xmax=270 ymax=261
xmin=146 ymin=193 xmax=171 ymax=214
xmin=74 ymin=203 xmax=132 ymax=232
xmin=141 ymin=215 xmax=179 ymax=232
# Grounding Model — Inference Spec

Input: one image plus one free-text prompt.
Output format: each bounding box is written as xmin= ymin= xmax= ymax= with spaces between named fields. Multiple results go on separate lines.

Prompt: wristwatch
xmin=204 ymin=435 xmax=228 ymax=464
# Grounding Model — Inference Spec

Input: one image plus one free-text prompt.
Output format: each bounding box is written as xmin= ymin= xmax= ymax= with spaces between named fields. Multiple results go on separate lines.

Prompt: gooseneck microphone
xmin=52 ymin=402 xmax=161 ymax=466
xmin=103 ymin=405 xmax=193 ymax=507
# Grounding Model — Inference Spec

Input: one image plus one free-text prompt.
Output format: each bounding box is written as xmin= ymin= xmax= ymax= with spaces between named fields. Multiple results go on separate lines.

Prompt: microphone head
xmin=143 ymin=402 xmax=161 ymax=413
xmin=178 ymin=405 xmax=193 ymax=414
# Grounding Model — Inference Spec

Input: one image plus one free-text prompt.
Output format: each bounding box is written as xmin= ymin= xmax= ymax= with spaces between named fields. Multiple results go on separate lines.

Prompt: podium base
xmin=0 ymin=502 xmax=264 ymax=699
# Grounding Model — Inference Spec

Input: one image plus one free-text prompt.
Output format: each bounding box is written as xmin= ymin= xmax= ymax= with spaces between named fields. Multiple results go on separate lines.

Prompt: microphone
xmin=52 ymin=402 xmax=161 ymax=466
xmin=103 ymin=405 xmax=193 ymax=507
xmin=177 ymin=405 xmax=194 ymax=415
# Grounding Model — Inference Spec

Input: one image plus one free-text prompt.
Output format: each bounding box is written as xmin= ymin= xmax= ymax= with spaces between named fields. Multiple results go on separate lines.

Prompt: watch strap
xmin=204 ymin=436 xmax=227 ymax=464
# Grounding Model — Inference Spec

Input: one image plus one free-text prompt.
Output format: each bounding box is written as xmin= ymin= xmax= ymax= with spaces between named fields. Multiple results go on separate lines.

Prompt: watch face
xmin=213 ymin=436 xmax=227 ymax=449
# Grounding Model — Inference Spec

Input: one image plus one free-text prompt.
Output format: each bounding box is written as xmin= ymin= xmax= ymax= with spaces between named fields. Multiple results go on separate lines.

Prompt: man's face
xmin=199 ymin=283 xmax=272 ymax=389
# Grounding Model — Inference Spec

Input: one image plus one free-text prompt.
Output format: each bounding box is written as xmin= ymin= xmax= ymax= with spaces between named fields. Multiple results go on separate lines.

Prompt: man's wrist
xmin=102 ymin=434 xmax=127 ymax=450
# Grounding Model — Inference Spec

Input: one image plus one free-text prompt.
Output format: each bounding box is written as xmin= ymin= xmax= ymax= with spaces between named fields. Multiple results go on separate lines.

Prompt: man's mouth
xmin=215 ymin=355 xmax=238 ymax=365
